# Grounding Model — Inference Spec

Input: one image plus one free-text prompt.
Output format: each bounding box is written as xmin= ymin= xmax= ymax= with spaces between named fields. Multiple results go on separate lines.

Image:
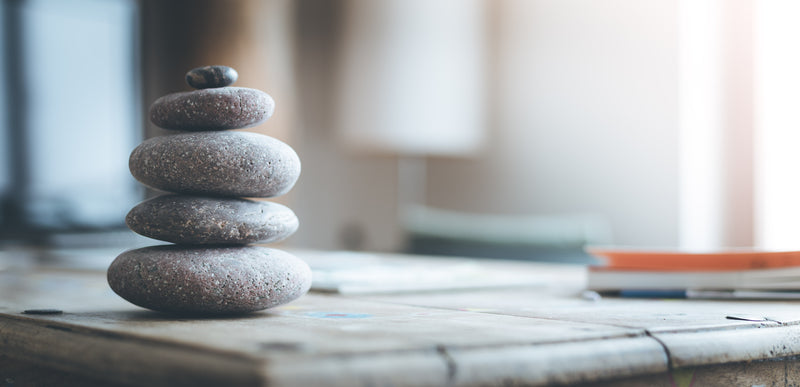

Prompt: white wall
xmin=677 ymin=0 xmax=755 ymax=249
xmin=426 ymin=0 xmax=680 ymax=247
xmin=291 ymin=0 xmax=682 ymax=251
xmin=290 ymin=0 xmax=403 ymax=251
xmin=755 ymin=0 xmax=800 ymax=249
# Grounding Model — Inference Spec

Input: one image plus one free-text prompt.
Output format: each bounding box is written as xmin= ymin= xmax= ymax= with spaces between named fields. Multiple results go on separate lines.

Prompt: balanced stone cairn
xmin=107 ymin=65 xmax=311 ymax=315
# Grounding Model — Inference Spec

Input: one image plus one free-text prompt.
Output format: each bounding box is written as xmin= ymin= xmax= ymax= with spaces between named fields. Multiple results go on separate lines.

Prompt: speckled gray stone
xmin=186 ymin=65 xmax=238 ymax=89
xmin=126 ymin=195 xmax=298 ymax=245
xmin=129 ymin=131 xmax=301 ymax=197
xmin=107 ymin=245 xmax=311 ymax=314
xmin=149 ymin=87 xmax=274 ymax=131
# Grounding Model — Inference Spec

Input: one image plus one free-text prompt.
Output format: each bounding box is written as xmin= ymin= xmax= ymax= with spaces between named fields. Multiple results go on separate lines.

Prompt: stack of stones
xmin=107 ymin=65 xmax=311 ymax=315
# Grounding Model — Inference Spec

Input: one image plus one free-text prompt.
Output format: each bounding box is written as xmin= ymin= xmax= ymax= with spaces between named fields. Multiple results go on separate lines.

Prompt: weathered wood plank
xmin=265 ymin=350 xmax=450 ymax=387
xmin=1 ymin=268 xmax=653 ymax=386
xmin=0 ymin=309 xmax=663 ymax=387
xmin=0 ymin=316 xmax=265 ymax=387
xmin=7 ymin=252 xmax=800 ymax=386
xmin=583 ymin=359 xmax=799 ymax=387
xmin=653 ymin=324 xmax=800 ymax=369
xmin=362 ymin=287 xmax=800 ymax=331
xmin=444 ymin=337 xmax=667 ymax=386
xmin=2 ymin=296 xmax=641 ymax=357
xmin=1 ymin=355 xmax=128 ymax=387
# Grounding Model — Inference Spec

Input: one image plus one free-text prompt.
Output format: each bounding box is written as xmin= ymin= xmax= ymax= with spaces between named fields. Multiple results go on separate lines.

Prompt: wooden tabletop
xmin=3 ymin=248 xmax=800 ymax=386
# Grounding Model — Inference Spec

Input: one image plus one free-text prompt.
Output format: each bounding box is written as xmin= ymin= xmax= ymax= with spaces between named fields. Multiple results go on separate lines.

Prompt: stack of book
xmin=585 ymin=247 xmax=800 ymax=298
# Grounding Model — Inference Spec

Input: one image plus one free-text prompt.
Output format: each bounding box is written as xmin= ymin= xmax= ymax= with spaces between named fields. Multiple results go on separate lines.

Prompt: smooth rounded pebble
xmin=149 ymin=87 xmax=274 ymax=131
xmin=107 ymin=245 xmax=312 ymax=315
xmin=129 ymin=131 xmax=301 ymax=197
xmin=126 ymin=195 xmax=298 ymax=245
xmin=186 ymin=65 xmax=238 ymax=89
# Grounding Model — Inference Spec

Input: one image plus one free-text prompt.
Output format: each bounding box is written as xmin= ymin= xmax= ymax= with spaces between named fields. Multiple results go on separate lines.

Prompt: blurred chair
xmin=403 ymin=205 xmax=612 ymax=264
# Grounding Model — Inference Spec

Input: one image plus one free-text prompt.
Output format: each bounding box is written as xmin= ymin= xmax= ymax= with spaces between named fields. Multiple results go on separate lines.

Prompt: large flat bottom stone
xmin=107 ymin=245 xmax=311 ymax=315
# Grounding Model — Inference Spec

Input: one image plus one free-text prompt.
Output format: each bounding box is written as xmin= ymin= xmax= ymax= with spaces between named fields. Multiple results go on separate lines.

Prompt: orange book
xmin=586 ymin=247 xmax=800 ymax=272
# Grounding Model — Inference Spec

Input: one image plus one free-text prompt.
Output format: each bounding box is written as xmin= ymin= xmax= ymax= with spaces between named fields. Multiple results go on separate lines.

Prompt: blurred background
xmin=1 ymin=0 xmax=797 ymax=262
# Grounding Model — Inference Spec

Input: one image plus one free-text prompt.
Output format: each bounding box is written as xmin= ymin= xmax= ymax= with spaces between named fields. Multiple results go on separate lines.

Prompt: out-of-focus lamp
xmin=338 ymin=0 xmax=487 ymax=157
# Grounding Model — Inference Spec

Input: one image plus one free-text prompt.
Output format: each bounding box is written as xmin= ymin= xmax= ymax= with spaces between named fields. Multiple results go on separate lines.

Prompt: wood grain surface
xmin=4 ymin=250 xmax=800 ymax=386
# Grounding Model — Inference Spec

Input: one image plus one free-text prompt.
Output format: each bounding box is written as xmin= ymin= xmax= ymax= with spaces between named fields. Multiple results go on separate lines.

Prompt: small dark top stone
xmin=186 ymin=65 xmax=238 ymax=89
xmin=126 ymin=195 xmax=299 ymax=245
xmin=129 ymin=131 xmax=301 ymax=198
xmin=149 ymin=87 xmax=274 ymax=131
xmin=107 ymin=245 xmax=312 ymax=315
